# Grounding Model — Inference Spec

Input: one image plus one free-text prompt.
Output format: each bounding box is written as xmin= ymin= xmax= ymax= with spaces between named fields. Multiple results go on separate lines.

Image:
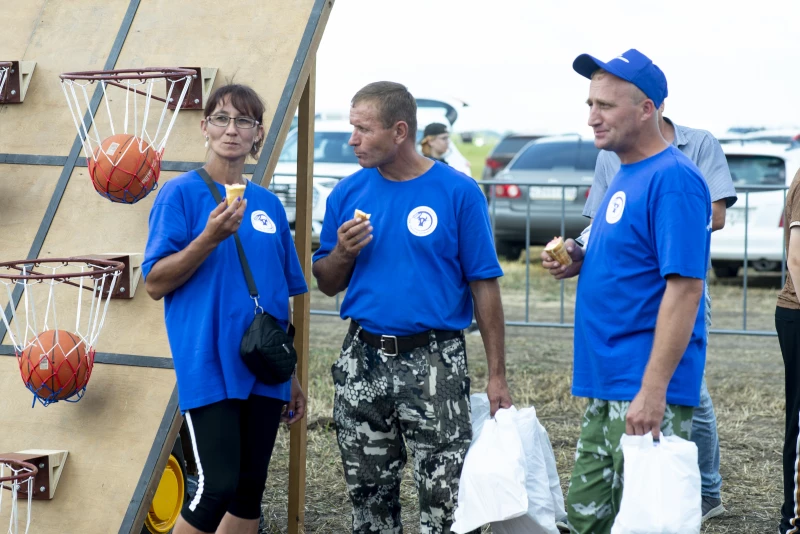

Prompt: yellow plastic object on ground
xmin=145 ymin=454 xmax=185 ymax=533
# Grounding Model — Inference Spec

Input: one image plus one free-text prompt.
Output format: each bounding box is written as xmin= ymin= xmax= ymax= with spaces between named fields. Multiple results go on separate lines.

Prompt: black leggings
xmin=181 ymin=395 xmax=283 ymax=532
xmin=777 ymin=306 xmax=800 ymax=534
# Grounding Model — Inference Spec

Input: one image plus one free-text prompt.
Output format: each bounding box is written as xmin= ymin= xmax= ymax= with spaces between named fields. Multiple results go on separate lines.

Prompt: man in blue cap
xmin=563 ymin=49 xmax=712 ymax=533
xmin=543 ymin=94 xmax=737 ymax=525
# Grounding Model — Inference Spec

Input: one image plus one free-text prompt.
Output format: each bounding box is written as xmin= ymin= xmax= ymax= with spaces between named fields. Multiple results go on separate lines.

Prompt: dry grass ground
xmin=261 ymin=248 xmax=786 ymax=533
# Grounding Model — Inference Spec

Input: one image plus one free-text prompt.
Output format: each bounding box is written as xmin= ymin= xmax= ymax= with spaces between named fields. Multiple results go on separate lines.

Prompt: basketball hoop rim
xmin=59 ymin=67 xmax=196 ymax=82
xmin=0 ymin=459 xmax=38 ymax=484
xmin=0 ymin=257 xmax=125 ymax=282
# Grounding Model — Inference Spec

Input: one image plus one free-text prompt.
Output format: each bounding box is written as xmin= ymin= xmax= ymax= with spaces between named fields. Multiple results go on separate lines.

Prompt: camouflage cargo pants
xmin=332 ymin=326 xmax=473 ymax=534
xmin=567 ymin=399 xmax=694 ymax=534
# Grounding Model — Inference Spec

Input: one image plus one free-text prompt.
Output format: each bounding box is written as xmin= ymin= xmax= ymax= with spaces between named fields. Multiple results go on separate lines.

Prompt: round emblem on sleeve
xmin=407 ymin=206 xmax=438 ymax=237
xmin=251 ymin=210 xmax=276 ymax=234
xmin=605 ymin=191 xmax=626 ymax=224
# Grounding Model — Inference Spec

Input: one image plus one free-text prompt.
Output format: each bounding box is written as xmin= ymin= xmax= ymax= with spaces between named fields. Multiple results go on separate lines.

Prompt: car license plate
xmin=725 ymin=208 xmax=748 ymax=226
xmin=528 ymin=186 xmax=577 ymax=201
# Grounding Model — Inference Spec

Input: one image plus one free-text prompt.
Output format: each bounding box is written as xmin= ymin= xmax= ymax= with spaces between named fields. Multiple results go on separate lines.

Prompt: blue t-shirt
xmin=312 ymin=161 xmax=503 ymax=335
xmin=573 ymin=146 xmax=711 ymax=407
xmin=142 ymin=171 xmax=308 ymax=411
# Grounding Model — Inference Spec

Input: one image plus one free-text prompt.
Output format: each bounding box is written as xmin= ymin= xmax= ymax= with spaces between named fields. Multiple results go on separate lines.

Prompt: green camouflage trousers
xmin=567 ymin=399 xmax=694 ymax=534
xmin=332 ymin=326 xmax=472 ymax=534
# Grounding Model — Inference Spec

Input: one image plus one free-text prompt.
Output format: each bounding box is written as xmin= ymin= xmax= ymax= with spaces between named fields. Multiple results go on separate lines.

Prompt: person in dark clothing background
xmin=420 ymin=122 xmax=451 ymax=164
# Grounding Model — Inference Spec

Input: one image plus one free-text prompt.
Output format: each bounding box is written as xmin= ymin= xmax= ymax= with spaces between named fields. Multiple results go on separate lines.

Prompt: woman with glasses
xmin=142 ymin=84 xmax=308 ymax=534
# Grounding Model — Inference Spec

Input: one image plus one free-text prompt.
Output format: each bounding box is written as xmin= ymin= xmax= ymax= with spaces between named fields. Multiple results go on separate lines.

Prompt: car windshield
xmin=494 ymin=136 xmax=540 ymax=155
xmin=726 ymin=154 xmax=786 ymax=186
xmin=279 ymin=131 xmax=358 ymax=164
xmin=510 ymin=141 xmax=600 ymax=171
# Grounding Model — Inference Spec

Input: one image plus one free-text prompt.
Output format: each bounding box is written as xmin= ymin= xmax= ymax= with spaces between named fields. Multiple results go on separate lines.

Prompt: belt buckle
xmin=380 ymin=335 xmax=398 ymax=356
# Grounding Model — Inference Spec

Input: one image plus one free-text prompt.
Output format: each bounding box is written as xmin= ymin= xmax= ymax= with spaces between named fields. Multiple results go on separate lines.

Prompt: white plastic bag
xmin=451 ymin=407 xmax=528 ymax=533
xmin=611 ymin=432 xmax=701 ymax=534
xmin=538 ymin=419 xmax=568 ymax=524
xmin=467 ymin=394 xmax=566 ymax=534
xmin=468 ymin=393 xmax=491 ymax=447
xmin=492 ymin=406 xmax=561 ymax=534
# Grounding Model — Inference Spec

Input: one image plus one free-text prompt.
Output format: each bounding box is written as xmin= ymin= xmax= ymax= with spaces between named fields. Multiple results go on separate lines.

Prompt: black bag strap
xmin=196 ymin=167 xmax=259 ymax=300
xmin=196 ymin=167 xmax=296 ymax=338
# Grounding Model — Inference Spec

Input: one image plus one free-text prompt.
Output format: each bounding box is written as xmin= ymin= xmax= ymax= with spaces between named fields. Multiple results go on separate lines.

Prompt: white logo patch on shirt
xmin=407 ymin=206 xmax=438 ymax=237
xmin=605 ymin=191 xmax=626 ymax=224
xmin=251 ymin=210 xmax=276 ymax=234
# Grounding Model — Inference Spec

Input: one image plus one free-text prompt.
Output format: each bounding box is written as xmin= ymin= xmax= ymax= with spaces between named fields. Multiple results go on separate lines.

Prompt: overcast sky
xmin=315 ymin=0 xmax=800 ymax=137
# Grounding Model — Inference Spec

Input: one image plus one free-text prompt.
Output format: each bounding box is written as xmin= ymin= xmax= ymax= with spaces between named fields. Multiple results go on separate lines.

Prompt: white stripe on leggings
xmin=790 ymin=408 xmax=800 ymax=534
xmin=185 ymin=412 xmax=206 ymax=513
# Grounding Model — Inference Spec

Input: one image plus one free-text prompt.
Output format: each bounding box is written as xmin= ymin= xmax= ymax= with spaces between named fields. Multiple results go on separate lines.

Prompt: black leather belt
xmin=348 ymin=320 xmax=462 ymax=356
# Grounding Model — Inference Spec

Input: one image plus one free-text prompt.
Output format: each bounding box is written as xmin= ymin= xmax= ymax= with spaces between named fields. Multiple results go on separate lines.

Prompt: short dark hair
xmin=351 ymin=81 xmax=417 ymax=138
xmin=204 ymin=84 xmax=266 ymax=158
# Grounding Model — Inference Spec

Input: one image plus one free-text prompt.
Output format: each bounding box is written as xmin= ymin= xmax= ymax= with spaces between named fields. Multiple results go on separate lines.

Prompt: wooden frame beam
xmin=288 ymin=58 xmax=315 ymax=533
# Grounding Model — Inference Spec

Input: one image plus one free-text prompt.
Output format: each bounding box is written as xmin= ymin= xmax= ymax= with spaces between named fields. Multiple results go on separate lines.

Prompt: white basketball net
xmin=0 ymin=462 xmax=35 ymax=534
xmin=0 ymin=63 xmax=10 ymax=101
xmin=0 ymin=261 xmax=120 ymax=369
xmin=60 ymin=72 xmax=193 ymax=162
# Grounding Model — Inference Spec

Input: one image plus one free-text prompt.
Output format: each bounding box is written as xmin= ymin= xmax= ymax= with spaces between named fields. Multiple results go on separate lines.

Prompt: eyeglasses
xmin=206 ymin=115 xmax=260 ymax=129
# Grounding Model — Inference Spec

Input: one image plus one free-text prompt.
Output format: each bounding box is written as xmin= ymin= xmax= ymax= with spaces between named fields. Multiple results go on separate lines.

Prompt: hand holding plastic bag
xmin=611 ymin=432 xmax=701 ymax=534
xmin=467 ymin=394 xmax=566 ymax=533
xmin=451 ymin=407 xmax=528 ymax=533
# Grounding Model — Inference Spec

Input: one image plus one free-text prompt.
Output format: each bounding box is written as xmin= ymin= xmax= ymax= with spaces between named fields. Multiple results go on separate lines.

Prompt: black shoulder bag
xmin=197 ymin=168 xmax=297 ymax=385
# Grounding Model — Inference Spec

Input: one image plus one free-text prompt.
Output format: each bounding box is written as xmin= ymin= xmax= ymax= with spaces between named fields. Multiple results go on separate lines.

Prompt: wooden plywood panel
xmin=0 ymin=164 xmax=61 ymax=317
xmin=0 ymin=164 xmax=62 ymax=261
xmin=110 ymin=0 xmax=317 ymax=163
xmin=0 ymin=0 xmax=330 ymax=531
xmin=0 ymin=169 xmax=187 ymax=356
xmin=0 ymin=0 xmax=131 ymax=155
xmin=0 ymin=357 xmax=176 ymax=533
xmin=0 ymin=0 xmax=48 ymax=57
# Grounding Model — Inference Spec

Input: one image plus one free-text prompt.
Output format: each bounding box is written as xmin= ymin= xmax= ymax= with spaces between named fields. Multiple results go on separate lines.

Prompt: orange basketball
xmin=87 ymin=133 xmax=160 ymax=203
xmin=19 ymin=329 xmax=90 ymax=401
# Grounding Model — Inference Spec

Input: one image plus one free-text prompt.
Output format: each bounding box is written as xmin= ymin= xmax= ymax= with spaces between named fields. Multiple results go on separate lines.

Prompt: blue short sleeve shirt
xmin=313 ymin=162 xmax=503 ymax=335
xmin=573 ymin=146 xmax=711 ymax=406
xmin=142 ymin=171 xmax=308 ymax=411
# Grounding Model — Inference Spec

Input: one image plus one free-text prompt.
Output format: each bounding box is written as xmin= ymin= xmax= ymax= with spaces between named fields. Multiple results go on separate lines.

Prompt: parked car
xmin=726 ymin=126 xmax=765 ymax=135
xmin=482 ymin=133 xmax=547 ymax=180
xmin=489 ymin=135 xmax=600 ymax=259
xmin=271 ymin=98 xmax=472 ymax=244
xmin=710 ymin=143 xmax=800 ymax=277
xmin=719 ymin=128 xmax=800 ymax=148
xmin=739 ymin=128 xmax=800 ymax=146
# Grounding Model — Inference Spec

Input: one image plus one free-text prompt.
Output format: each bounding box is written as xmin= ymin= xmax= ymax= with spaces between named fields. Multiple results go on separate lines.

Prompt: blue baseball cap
xmin=572 ymin=49 xmax=668 ymax=107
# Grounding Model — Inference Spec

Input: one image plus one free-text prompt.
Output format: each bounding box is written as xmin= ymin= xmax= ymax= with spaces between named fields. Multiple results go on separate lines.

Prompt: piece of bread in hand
xmin=224 ymin=184 xmax=247 ymax=206
xmin=354 ymin=208 xmax=371 ymax=220
xmin=544 ymin=236 xmax=572 ymax=266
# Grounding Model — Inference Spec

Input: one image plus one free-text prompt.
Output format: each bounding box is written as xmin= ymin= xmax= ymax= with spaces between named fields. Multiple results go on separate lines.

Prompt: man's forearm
xmin=641 ymin=277 xmax=704 ymax=393
xmin=471 ymin=278 xmax=506 ymax=378
xmin=711 ymin=200 xmax=726 ymax=231
xmin=312 ymin=247 xmax=356 ymax=297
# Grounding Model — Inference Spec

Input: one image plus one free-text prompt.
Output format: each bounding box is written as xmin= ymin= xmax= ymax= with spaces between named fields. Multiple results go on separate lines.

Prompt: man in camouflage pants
xmin=333 ymin=327 xmax=471 ymax=531
xmin=313 ymin=81 xmax=512 ymax=533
